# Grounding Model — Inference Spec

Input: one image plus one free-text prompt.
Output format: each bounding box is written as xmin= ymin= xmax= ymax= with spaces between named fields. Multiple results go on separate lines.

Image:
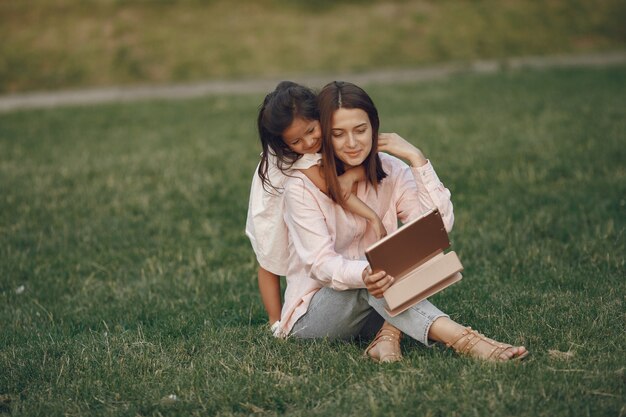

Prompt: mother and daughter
xmin=246 ymin=81 xmax=528 ymax=363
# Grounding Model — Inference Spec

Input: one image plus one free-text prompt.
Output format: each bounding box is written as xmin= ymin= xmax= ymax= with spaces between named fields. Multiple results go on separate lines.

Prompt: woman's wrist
xmin=378 ymin=133 xmax=428 ymax=167
xmin=396 ymin=139 xmax=427 ymax=167
xmin=407 ymin=149 xmax=428 ymax=167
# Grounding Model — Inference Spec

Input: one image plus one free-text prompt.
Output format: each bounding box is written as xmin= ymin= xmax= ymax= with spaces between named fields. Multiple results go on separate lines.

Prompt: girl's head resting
xmin=257 ymin=81 xmax=321 ymax=191
xmin=318 ymin=81 xmax=387 ymax=204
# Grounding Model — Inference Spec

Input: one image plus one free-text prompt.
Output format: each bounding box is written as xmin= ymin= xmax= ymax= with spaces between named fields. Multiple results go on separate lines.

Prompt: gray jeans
xmin=290 ymin=287 xmax=448 ymax=346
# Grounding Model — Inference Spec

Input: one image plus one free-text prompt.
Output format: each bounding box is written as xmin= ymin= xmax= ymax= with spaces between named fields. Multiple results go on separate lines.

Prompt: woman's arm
xmin=378 ymin=132 xmax=428 ymax=167
xmin=283 ymin=178 xmax=369 ymax=290
xmin=378 ymin=133 xmax=454 ymax=231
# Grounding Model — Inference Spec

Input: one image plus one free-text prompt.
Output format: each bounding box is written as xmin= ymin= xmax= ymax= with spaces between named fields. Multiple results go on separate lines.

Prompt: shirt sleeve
xmin=283 ymin=178 xmax=368 ymax=290
xmin=265 ymin=152 xmax=287 ymax=190
xmin=394 ymin=159 xmax=454 ymax=232
xmin=291 ymin=153 xmax=322 ymax=170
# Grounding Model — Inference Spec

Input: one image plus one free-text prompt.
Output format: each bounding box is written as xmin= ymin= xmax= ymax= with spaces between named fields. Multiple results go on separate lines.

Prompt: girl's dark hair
xmin=257 ymin=81 xmax=319 ymax=192
xmin=318 ymin=81 xmax=387 ymax=206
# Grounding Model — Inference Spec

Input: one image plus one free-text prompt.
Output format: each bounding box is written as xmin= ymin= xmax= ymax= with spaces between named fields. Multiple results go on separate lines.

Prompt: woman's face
xmin=330 ymin=107 xmax=373 ymax=169
xmin=282 ymin=117 xmax=322 ymax=155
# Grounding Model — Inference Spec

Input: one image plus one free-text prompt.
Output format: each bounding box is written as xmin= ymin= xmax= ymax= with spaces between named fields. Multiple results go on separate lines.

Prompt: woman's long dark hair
xmin=257 ymin=81 xmax=319 ymax=192
xmin=318 ymin=81 xmax=387 ymax=206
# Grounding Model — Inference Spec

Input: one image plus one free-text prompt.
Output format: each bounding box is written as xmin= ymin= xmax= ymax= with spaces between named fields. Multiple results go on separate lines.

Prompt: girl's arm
xmin=257 ymin=267 xmax=282 ymax=325
xmin=284 ymin=180 xmax=369 ymax=290
xmin=334 ymin=166 xmax=388 ymax=239
xmin=299 ymin=165 xmax=366 ymax=197
xmin=344 ymin=195 xmax=387 ymax=239
xmin=299 ymin=166 xmax=387 ymax=239
xmin=298 ymin=165 xmax=328 ymax=193
xmin=337 ymin=165 xmax=366 ymax=200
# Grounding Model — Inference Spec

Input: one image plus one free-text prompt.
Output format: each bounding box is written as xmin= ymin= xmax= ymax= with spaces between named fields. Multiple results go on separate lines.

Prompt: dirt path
xmin=1 ymin=51 xmax=624 ymax=113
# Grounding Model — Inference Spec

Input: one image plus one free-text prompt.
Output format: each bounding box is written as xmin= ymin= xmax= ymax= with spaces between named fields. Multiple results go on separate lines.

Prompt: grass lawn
xmin=1 ymin=0 xmax=625 ymax=93
xmin=0 ymin=66 xmax=624 ymax=416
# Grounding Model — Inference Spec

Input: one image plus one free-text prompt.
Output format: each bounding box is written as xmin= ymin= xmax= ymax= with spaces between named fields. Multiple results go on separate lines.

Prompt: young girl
xmin=246 ymin=82 xmax=401 ymax=361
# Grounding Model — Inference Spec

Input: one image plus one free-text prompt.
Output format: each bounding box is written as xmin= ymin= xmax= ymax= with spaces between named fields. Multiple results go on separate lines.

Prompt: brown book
xmin=365 ymin=209 xmax=463 ymax=317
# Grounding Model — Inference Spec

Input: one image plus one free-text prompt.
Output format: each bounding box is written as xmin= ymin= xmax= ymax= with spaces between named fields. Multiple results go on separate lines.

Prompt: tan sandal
xmin=446 ymin=327 xmax=529 ymax=362
xmin=364 ymin=327 xmax=402 ymax=363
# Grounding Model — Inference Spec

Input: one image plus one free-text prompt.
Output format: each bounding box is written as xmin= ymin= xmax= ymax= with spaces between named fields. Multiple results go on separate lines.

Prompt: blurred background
xmin=1 ymin=0 xmax=625 ymax=94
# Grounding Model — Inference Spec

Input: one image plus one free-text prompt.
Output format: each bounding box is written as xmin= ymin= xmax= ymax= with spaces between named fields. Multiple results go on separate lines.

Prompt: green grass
xmin=1 ymin=66 xmax=625 ymax=416
xmin=1 ymin=0 xmax=625 ymax=93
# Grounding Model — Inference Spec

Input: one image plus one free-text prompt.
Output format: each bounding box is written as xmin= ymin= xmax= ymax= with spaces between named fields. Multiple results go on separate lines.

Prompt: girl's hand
xmin=377 ymin=133 xmax=428 ymax=167
xmin=362 ymin=266 xmax=394 ymax=298
xmin=371 ymin=217 xmax=388 ymax=241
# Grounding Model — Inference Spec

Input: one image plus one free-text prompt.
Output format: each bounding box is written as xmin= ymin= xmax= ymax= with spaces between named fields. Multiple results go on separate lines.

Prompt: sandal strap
xmin=447 ymin=327 xmax=515 ymax=361
xmin=374 ymin=328 xmax=401 ymax=340
xmin=365 ymin=327 xmax=402 ymax=359
xmin=366 ymin=328 xmax=401 ymax=348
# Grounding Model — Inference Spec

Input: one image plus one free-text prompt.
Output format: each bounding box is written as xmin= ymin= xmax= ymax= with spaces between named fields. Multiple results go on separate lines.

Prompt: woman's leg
xmin=364 ymin=292 xmax=527 ymax=360
xmin=361 ymin=292 xmax=448 ymax=346
xmin=364 ymin=320 xmax=403 ymax=363
xmin=290 ymin=287 xmax=374 ymax=340
xmin=357 ymin=308 xmax=385 ymax=340
xmin=428 ymin=317 xmax=528 ymax=361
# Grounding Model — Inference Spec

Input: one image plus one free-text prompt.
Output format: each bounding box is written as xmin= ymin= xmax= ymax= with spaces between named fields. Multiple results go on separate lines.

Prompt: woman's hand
xmin=377 ymin=133 xmax=428 ymax=167
xmin=362 ymin=266 xmax=394 ymax=298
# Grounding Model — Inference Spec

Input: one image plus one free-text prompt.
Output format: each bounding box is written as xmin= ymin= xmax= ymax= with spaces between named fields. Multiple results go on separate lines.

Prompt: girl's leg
xmin=290 ymin=287 xmax=373 ymax=340
xmin=257 ymin=266 xmax=282 ymax=325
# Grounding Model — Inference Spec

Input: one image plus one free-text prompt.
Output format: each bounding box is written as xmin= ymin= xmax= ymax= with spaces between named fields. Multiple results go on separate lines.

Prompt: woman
xmin=276 ymin=81 xmax=528 ymax=362
xmin=246 ymin=81 xmax=392 ymax=338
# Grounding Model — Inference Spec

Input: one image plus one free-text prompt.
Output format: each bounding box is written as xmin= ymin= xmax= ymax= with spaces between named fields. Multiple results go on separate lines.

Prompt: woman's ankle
xmin=427 ymin=317 xmax=465 ymax=344
xmin=381 ymin=321 xmax=400 ymax=333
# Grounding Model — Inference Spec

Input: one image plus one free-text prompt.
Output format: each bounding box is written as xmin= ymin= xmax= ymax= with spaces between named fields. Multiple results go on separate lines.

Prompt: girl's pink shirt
xmin=245 ymin=152 xmax=321 ymax=275
xmin=278 ymin=153 xmax=454 ymax=336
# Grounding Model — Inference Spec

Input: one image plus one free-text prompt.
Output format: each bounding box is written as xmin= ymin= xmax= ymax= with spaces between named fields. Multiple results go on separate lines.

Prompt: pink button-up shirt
xmin=278 ymin=153 xmax=454 ymax=335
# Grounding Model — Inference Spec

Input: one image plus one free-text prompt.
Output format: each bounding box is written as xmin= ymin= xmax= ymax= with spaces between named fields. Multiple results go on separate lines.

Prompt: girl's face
xmin=282 ymin=117 xmax=322 ymax=155
xmin=330 ymin=107 xmax=373 ymax=169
